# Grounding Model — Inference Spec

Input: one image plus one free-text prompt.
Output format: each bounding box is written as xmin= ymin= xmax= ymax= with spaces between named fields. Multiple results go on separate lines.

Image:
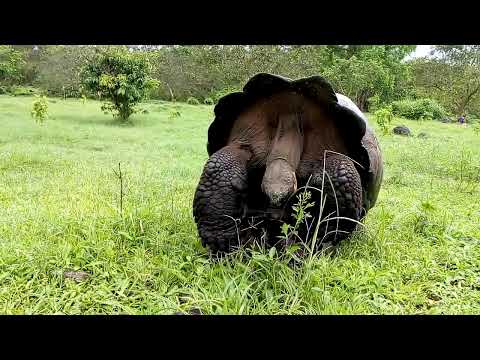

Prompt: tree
xmin=147 ymin=46 xmax=337 ymax=102
xmin=139 ymin=45 xmax=415 ymax=106
xmin=413 ymin=45 xmax=480 ymax=116
xmin=0 ymin=45 xmax=25 ymax=85
xmin=323 ymin=46 xmax=415 ymax=111
xmin=34 ymin=45 xmax=103 ymax=97
xmin=81 ymin=47 xmax=158 ymax=122
xmin=12 ymin=45 xmax=416 ymax=107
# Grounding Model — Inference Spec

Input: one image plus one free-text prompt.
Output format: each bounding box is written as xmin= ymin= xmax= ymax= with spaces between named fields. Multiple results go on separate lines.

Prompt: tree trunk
xmin=457 ymin=83 xmax=480 ymax=116
xmin=356 ymin=90 xmax=370 ymax=112
xmin=165 ymin=82 xmax=175 ymax=102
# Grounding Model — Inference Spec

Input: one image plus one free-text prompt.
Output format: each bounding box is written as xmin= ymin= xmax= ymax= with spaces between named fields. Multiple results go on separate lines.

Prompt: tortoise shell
xmin=207 ymin=73 xmax=383 ymax=211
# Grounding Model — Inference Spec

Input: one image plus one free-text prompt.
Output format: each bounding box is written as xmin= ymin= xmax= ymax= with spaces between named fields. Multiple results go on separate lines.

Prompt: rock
xmin=63 ymin=271 xmax=90 ymax=282
xmin=393 ymin=125 xmax=412 ymax=136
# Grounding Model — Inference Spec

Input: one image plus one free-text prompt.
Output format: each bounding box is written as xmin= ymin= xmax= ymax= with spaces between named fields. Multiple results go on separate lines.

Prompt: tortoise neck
xmin=266 ymin=111 xmax=303 ymax=170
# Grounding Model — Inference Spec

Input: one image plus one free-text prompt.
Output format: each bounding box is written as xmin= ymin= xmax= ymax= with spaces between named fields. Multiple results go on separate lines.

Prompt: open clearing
xmin=1 ymin=95 xmax=479 ymax=314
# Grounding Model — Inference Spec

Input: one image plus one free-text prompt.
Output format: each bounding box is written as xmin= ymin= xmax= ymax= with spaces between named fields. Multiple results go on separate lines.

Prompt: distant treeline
xmin=2 ymin=45 xmax=480 ymax=116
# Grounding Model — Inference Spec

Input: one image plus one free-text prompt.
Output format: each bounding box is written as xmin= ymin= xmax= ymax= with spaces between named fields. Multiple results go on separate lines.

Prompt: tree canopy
xmin=0 ymin=45 xmax=25 ymax=85
xmin=81 ymin=47 xmax=158 ymax=121
xmin=412 ymin=45 xmax=480 ymax=116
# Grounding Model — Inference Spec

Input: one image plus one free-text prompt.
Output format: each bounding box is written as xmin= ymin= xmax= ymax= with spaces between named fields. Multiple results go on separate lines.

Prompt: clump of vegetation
xmin=391 ymin=98 xmax=446 ymax=120
xmin=467 ymin=117 xmax=479 ymax=125
xmin=10 ymin=85 xmax=39 ymax=96
xmin=454 ymin=149 xmax=480 ymax=186
xmin=211 ymin=87 xmax=242 ymax=103
xmin=168 ymin=107 xmax=181 ymax=119
xmin=368 ymin=94 xmax=381 ymax=113
xmin=186 ymin=97 xmax=200 ymax=105
xmin=81 ymin=48 xmax=159 ymax=122
xmin=0 ymin=45 xmax=25 ymax=85
xmin=204 ymin=97 xmax=214 ymax=106
xmin=280 ymin=190 xmax=315 ymax=248
xmin=473 ymin=123 xmax=480 ymax=135
xmin=374 ymin=106 xmax=394 ymax=135
xmin=30 ymin=95 xmax=49 ymax=124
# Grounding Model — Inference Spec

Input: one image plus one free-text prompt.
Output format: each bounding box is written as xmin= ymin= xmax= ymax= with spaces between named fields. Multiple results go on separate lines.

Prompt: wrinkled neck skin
xmin=261 ymin=112 xmax=303 ymax=210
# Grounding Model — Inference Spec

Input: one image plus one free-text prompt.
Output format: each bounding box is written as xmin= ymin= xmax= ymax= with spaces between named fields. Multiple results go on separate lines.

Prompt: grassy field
xmin=1 ymin=95 xmax=479 ymax=315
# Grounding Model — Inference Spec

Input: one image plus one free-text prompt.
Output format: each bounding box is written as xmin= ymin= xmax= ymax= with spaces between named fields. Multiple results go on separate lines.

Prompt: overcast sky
xmin=408 ymin=45 xmax=433 ymax=59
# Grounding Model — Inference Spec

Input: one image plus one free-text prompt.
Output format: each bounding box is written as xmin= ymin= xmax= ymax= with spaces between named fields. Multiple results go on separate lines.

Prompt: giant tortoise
xmin=193 ymin=73 xmax=383 ymax=254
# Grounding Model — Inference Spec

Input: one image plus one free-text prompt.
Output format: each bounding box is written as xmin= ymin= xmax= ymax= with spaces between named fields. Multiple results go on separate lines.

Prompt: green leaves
xmin=374 ymin=106 xmax=394 ymax=135
xmin=268 ymin=246 xmax=276 ymax=260
xmin=281 ymin=223 xmax=290 ymax=238
xmin=81 ymin=49 xmax=158 ymax=122
xmin=323 ymin=45 xmax=414 ymax=110
xmin=413 ymin=46 xmax=480 ymax=116
xmin=391 ymin=98 xmax=446 ymax=120
xmin=99 ymin=74 xmax=115 ymax=89
xmin=30 ymin=95 xmax=49 ymax=124
xmin=0 ymin=45 xmax=25 ymax=83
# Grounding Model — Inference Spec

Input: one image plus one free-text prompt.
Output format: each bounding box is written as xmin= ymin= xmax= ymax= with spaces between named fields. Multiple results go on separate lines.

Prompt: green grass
xmin=1 ymin=95 xmax=479 ymax=314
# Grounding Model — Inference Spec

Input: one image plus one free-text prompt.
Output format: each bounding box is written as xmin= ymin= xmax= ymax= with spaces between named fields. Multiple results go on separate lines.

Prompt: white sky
xmin=406 ymin=45 xmax=434 ymax=59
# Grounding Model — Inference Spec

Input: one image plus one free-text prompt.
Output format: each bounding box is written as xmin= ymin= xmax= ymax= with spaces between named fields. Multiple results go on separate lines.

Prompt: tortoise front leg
xmin=193 ymin=145 xmax=251 ymax=254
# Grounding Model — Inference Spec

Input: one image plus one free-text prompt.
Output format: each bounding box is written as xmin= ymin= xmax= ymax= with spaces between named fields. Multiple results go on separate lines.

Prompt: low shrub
xmin=186 ymin=97 xmax=201 ymax=105
xmin=391 ymin=98 xmax=446 ymax=120
xmin=30 ymin=95 xmax=49 ymax=124
xmin=10 ymin=86 xmax=40 ymax=97
xmin=210 ymin=86 xmax=241 ymax=103
xmin=203 ymin=97 xmax=214 ymax=106
xmin=373 ymin=106 xmax=394 ymax=135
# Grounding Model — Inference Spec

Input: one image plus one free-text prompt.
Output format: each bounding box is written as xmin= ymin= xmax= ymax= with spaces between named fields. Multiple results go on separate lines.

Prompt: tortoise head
xmin=261 ymin=158 xmax=297 ymax=208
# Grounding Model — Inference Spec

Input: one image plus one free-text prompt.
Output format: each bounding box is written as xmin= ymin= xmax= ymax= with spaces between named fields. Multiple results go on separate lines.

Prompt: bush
xmin=186 ymin=96 xmax=200 ymax=105
xmin=0 ymin=45 xmax=25 ymax=84
xmin=81 ymin=48 xmax=159 ymax=122
xmin=34 ymin=45 xmax=98 ymax=98
xmin=210 ymin=86 xmax=241 ymax=103
xmin=204 ymin=97 xmax=214 ymax=105
xmin=472 ymin=123 xmax=480 ymax=135
xmin=391 ymin=98 xmax=446 ymax=120
xmin=368 ymin=94 xmax=381 ymax=113
xmin=373 ymin=106 xmax=394 ymax=135
xmin=30 ymin=95 xmax=49 ymax=124
xmin=10 ymin=85 xmax=40 ymax=96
